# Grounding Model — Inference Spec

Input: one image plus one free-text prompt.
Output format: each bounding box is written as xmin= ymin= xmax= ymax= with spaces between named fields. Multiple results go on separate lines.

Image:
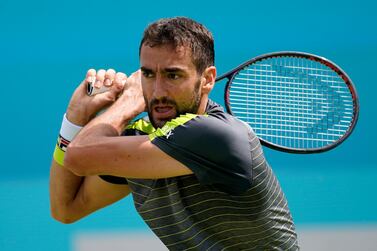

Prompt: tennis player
xmin=50 ymin=17 xmax=299 ymax=250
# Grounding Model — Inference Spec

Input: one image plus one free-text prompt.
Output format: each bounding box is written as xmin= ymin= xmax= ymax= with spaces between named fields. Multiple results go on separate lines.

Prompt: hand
xmin=111 ymin=70 xmax=146 ymax=121
xmin=66 ymin=69 xmax=127 ymax=126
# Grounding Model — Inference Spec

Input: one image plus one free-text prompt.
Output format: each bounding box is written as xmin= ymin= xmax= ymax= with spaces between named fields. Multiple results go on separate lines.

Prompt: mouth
xmin=153 ymin=105 xmax=176 ymax=120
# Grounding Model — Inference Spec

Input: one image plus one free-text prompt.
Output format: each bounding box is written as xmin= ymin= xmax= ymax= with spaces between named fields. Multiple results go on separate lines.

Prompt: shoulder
xmin=144 ymin=101 xmax=254 ymax=194
xmin=122 ymin=116 xmax=155 ymax=136
xmin=150 ymin=100 xmax=250 ymax=141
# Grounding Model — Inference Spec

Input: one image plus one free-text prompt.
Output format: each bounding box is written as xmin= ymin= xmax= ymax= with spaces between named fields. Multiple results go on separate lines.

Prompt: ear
xmin=201 ymin=66 xmax=217 ymax=94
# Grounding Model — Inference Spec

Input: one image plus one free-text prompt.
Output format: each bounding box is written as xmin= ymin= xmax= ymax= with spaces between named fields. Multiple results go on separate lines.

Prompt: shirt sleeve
xmin=150 ymin=114 xmax=253 ymax=194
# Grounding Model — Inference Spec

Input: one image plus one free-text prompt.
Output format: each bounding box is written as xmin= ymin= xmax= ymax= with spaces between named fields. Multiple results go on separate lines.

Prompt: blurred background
xmin=0 ymin=0 xmax=376 ymax=250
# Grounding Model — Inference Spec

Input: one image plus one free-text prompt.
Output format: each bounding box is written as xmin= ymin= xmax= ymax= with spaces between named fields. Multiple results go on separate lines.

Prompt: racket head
xmin=219 ymin=51 xmax=359 ymax=153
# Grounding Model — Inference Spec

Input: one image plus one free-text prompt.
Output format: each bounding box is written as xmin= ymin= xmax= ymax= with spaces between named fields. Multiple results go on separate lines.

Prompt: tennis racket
xmin=87 ymin=51 xmax=359 ymax=153
xmin=87 ymin=81 xmax=111 ymax=96
xmin=218 ymin=51 xmax=359 ymax=153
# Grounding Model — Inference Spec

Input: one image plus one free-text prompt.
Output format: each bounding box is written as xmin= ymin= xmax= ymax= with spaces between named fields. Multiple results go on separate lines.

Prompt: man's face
xmin=140 ymin=44 xmax=203 ymax=128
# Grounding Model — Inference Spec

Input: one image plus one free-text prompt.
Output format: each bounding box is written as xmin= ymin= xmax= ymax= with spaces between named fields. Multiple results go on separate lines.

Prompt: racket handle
xmin=86 ymin=80 xmax=111 ymax=96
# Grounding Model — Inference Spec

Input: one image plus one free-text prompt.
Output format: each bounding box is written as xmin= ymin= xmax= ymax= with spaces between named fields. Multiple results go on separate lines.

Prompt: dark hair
xmin=139 ymin=17 xmax=215 ymax=73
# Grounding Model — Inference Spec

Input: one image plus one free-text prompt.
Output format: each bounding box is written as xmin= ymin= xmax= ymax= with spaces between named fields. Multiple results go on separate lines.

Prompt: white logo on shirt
xmin=166 ymin=130 xmax=174 ymax=139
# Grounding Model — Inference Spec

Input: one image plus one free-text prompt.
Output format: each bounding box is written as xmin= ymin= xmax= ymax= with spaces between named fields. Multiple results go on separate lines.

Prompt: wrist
xmin=116 ymin=92 xmax=145 ymax=121
xmin=61 ymin=114 xmax=84 ymax=141
xmin=66 ymin=107 xmax=91 ymax=126
xmin=116 ymin=97 xmax=144 ymax=117
xmin=53 ymin=114 xmax=84 ymax=166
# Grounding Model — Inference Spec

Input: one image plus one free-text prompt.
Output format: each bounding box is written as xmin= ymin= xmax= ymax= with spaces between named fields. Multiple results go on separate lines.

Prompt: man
xmin=50 ymin=17 xmax=299 ymax=250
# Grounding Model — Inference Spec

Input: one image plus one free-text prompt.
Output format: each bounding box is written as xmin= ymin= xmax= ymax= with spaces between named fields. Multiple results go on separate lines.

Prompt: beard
xmin=146 ymin=80 xmax=201 ymax=128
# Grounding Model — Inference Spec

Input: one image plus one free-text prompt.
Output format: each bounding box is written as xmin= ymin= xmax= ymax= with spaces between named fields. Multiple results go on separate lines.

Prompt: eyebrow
xmin=140 ymin=66 xmax=152 ymax=73
xmin=140 ymin=66 xmax=186 ymax=73
xmin=164 ymin=67 xmax=185 ymax=73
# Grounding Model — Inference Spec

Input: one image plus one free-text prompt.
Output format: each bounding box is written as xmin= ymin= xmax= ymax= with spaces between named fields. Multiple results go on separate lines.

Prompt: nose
xmin=153 ymin=74 xmax=168 ymax=100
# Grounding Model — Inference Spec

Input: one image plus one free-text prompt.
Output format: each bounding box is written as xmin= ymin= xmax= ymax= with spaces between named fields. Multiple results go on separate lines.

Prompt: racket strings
xmin=228 ymin=56 xmax=354 ymax=150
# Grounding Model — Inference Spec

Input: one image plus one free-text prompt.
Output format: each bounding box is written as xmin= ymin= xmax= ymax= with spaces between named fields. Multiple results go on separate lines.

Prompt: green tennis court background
xmin=0 ymin=0 xmax=376 ymax=250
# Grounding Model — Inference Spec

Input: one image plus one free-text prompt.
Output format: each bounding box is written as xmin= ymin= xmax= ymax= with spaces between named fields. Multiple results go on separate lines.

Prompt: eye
xmin=142 ymin=70 xmax=154 ymax=78
xmin=167 ymin=73 xmax=180 ymax=80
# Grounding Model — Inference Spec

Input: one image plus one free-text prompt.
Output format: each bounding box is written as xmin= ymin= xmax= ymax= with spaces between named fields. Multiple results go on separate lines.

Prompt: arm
xmin=64 ymin=70 xmax=193 ymax=178
xmin=49 ymin=69 xmax=131 ymax=223
xmin=50 ymin=160 xmax=130 ymax=223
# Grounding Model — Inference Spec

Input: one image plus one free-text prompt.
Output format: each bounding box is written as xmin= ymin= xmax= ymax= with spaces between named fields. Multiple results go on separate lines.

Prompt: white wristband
xmin=60 ymin=113 xmax=83 ymax=141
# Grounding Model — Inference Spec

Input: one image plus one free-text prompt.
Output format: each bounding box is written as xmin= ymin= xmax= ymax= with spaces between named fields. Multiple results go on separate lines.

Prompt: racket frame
xmin=217 ymin=51 xmax=359 ymax=153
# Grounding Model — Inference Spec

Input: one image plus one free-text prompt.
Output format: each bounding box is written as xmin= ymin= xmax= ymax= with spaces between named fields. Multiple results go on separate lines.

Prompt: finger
xmin=114 ymin=72 xmax=127 ymax=90
xmin=104 ymin=69 xmax=116 ymax=87
xmin=86 ymin=69 xmax=96 ymax=83
xmin=95 ymin=69 xmax=106 ymax=88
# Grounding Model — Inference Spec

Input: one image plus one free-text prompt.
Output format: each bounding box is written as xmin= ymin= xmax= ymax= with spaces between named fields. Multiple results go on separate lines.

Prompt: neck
xmin=196 ymin=95 xmax=209 ymax=115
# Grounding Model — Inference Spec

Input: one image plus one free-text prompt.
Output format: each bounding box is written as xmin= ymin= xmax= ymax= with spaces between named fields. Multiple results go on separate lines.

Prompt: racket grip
xmin=86 ymin=80 xmax=111 ymax=96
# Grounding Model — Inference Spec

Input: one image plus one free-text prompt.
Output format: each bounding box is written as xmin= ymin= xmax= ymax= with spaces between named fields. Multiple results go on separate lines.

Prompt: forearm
xmin=49 ymin=111 xmax=87 ymax=223
xmin=49 ymin=160 xmax=84 ymax=223
xmin=63 ymin=99 xmax=137 ymax=176
xmin=71 ymin=105 xmax=130 ymax=144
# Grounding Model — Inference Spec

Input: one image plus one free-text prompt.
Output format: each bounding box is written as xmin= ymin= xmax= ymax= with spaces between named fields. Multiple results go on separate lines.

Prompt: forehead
xmin=140 ymin=44 xmax=195 ymax=71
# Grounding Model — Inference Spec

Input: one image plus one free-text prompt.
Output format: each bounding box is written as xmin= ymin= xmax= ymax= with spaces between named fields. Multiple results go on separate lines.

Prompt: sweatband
xmin=53 ymin=114 xmax=83 ymax=166
xmin=60 ymin=114 xmax=83 ymax=141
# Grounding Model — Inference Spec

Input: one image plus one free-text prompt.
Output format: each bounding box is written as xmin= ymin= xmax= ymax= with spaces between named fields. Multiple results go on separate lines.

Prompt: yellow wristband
xmin=53 ymin=143 xmax=65 ymax=166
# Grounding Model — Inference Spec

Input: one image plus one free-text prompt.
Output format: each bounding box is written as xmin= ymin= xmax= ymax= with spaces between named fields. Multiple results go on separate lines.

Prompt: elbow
xmin=52 ymin=213 xmax=77 ymax=224
xmin=50 ymin=207 xmax=79 ymax=224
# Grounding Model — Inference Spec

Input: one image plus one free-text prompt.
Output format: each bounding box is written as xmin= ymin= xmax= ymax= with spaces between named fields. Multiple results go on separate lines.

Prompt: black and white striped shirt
xmin=100 ymin=100 xmax=299 ymax=250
